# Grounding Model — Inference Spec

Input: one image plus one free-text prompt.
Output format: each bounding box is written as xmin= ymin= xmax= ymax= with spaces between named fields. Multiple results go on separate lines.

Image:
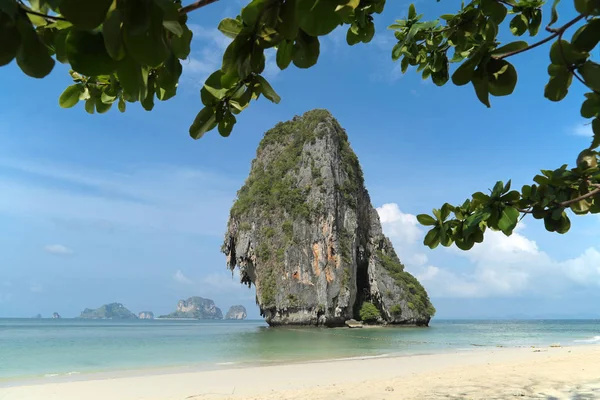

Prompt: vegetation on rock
xmin=376 ymin=249 xmax=436 ymax=317
xmin=359 ymin=302 xmax=381 ymax=323
xmin=79 ymin=303 xmax=137 ymax=319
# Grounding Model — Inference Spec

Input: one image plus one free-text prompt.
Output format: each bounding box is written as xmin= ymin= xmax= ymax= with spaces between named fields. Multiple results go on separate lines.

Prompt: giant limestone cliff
xmin=223 ymin=110 xmax=435 ymax=327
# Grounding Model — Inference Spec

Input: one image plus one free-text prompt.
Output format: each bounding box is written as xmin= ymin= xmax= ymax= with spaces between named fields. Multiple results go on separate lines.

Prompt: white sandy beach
xmin=1 ymin=345 xmax=599 ymax=400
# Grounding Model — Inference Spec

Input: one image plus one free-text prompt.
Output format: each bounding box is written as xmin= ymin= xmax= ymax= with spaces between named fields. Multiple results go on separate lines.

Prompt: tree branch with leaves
xmin=1 ymin=0 xmax=599 ymax=250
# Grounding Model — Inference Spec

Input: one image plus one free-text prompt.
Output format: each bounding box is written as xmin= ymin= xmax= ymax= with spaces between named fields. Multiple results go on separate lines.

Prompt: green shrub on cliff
xmin=359 ymin=302 xmax=381 ymax=323
xmin=377 ymin=249 xmax=436 ymax=317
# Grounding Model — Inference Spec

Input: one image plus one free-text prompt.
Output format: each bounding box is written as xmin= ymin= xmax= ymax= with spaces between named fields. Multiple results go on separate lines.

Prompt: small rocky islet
xmin=75 ymin=299 xmax=247 ymax=321
xmin=223 ymin=109 xmax=435 ymax=327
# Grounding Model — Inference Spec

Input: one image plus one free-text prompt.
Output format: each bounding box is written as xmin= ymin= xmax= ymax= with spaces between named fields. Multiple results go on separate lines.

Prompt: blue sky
xmin=0 ymin=0 xmax=599 ymax=319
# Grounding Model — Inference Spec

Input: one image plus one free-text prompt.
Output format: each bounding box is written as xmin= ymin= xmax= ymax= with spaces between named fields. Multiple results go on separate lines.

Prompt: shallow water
xmin=1 ymin=318 xmax=598 ymax=381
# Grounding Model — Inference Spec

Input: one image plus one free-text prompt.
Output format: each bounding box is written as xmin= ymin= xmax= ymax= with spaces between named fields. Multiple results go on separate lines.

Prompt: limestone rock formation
xmin=160 ymin=297 xmax=223 ymax=319
xmin=52 ymin=312 xmax=61 ymax=319
xmin=225 ymin=305 xmax=247 ymax=320
xmin=138 ymin=311 xmax=154 ymax=320
xmin=223 ymin=109 xmax=435 ymax=327
xmin=79 ymin=303 xmax=138 ymax=319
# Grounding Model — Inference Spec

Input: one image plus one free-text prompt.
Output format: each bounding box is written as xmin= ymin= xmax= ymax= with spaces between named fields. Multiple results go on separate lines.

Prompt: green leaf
xmin=0 ymin=11 xmax=19 ymax=66
xmin=118 ymin=96 xmax=126 ymax=112
xmin=417 ymin=214 xmax=437 ymax=226
xmin=451 ymin=56 xmax=478 ymax=86
xmin=103 ymin=10 xmax=126 ymax=61
xmin=116 ymin=56 xmax=147 ymax=101
xmin=581 ymin=95 xmax=600 ymax=118
xmin=293 ymin=30 xmax=319 ymax=68
xmin=491 ymin=41 xmax=528 ymax=58
xmin=255 ymin=75 xmax=281 ymax=103
xmin=481 ymin=0 xmax=507 ymax=24
xmin=95 ymin=97 xmax=112 ymax=113
xmin=59 ymin=84 xmax=83 ymax=108
xmin=487 ymin=59 xmax=518 ymax=97
xmin=15 ymin=17 xmax=54 ymax=78
xmin=218 ymin=18 xmax=243 ymax=39
xmin=574 ymin=0 xmax=600 ymax=14
xmin=572 ymin=20 xmax=600 ymax=52
xmin=60 ymin=0 xmax=112 ymax=30
xmin=528 ymin=10 xmax=542 ymax=36
xmin=190 ymin=106 xmax=218 ymax=139
xmin=549 ymin=0 xmax=560 ymax=26
xmin=123 ymin=2 xmax=170 ymax=67
xmin=592 ymin=118 xmax=600 ymax=148
xmin=84 ymin=98 xmax=95 ymax=114
xmin=241 ymin=0 xmax=268 ymax=26
xmin=276 ymin=39 xmax=294 ymax=69
xmin=277 ymin=0 xmax=299 ymax=40
xmin=218 ymin=111 xmax=236 ymax=137
xmin=66 ymin=30 xmax=116 ymax=76
xmin=509 ymin=14 xmax=528 ymax=36
xmin=578 ymin=61 xmax=600 ymax=92
xmin=550 ymin=40 xmax=588 ymax=65
xmin=471 ymin=68 xmax=490 ymax=107
xmin=423 ymin=227 xmax=440 ymax=249
xmin=171 ymin=26 xmax=193 ymax=59
xmin=408 ymin=3 xmax=416 ymax=19
xmin=297 ymin=0 xmax=341 ymax=36
xmin=497 ymin=206 xmax=519 ymax=235
xmin=544 ymin=68 xmax=572 ymax=101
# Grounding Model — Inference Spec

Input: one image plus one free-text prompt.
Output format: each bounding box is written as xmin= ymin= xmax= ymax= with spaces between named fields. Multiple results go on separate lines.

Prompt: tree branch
xmin=179 ymin=0 xmax=220 ymax=15
xmin=18 ymin=2 xmax=68 ymax=22
xmin=494 ymin=14 xmax=585 ymax=60
xmin=515 ymin=186 xmax=600 ymax=214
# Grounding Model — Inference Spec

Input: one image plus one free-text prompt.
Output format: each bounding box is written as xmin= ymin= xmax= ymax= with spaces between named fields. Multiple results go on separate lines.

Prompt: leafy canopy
xmin=1 ymin=0 xmax=600 ymax=249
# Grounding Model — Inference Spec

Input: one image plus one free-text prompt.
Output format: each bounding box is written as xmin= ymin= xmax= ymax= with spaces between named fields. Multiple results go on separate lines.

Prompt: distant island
xmin=158 ymin=297 xmax=223 ymax=320
xmin=225 ymin=305 xmax=247 ymax=320
xmin=79 ymin=303 xmax=138 ymax=320
xmin=138 ymin=311 xmax=154 ymax=320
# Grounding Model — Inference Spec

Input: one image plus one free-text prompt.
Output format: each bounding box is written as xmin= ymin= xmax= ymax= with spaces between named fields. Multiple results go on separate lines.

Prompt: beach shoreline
xmin=1 ymin=344 xmax=599 ymax=399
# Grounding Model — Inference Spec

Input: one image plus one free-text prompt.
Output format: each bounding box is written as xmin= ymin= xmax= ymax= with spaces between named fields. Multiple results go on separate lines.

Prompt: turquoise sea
xmin=1 ymin=319 xmax=599 ymax=383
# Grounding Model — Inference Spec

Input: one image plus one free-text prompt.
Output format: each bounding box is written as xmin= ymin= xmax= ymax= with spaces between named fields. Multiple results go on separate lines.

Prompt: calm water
xmin=1 ymin=319 xmax=599 ymax=381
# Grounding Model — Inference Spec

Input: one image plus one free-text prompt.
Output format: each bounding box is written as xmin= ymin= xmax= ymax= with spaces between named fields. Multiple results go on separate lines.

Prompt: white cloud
xmin=377 ymin=202 xmax=600 ymax=299
xmin=572 ymin=123 xmax=592 ymax=137
xmin=43 ymin=244 xmax=73 ymax=255
xmin=377 ymin=203 xmax=422 ymax=244
xmin=29 ymin=283 xmax=43 ymax=293
xmin=173 ymin=270 xmax=193 ymax=285
xmin=0 ymin=159 xmax=236 ymax=236
xmin=201 ymin=270 xmax=244 ymax=292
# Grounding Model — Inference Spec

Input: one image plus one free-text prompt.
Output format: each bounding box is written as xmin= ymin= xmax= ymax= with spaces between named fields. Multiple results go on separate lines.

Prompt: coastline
xmin=2 ymin=344 xmax=599 ymax=399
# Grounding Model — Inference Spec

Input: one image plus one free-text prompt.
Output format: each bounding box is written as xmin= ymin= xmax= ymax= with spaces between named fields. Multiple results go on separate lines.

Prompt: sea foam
xmin=573 ymin=336 xmax=600 ymax=343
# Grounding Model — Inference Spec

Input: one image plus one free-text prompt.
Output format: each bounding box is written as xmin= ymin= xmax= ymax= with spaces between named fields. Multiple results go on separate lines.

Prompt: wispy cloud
xmin=572 ymin=123 xmax=593 ymax=137
xmin=0 ymin=158 xmax=236 ymax=236
xmin=173 ymin=269 xmax=193 ymax=285
xmin=43 ymin=244 xmax=73 ymax=256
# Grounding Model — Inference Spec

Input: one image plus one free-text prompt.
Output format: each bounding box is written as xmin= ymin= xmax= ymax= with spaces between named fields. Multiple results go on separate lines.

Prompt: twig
xmin=18 ymin=4 xmax=68 ymax=22
xmin=494 ymin=14 xmax=585 ymax=60
xmin=515 ymin=187 xmax=600 ymax=214
xmin=179 ymin=0 xmax=220 ymax=15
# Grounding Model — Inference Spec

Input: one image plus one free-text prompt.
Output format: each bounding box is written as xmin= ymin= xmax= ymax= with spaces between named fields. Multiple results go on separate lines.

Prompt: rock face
xmin=52 ymin=312 xmax=61 ymax=319
xmin=160 ymin=297 xmax=223 ymax=319
xmin=138 ymin=311 xmax=154 ymax=320
xmin=223 ymin=109 xmax=435 ymax=327
xmin=225 ymin=305 xmax=247 ymax=320
xmin=79 ymin=303 xmax=138 ymax=319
